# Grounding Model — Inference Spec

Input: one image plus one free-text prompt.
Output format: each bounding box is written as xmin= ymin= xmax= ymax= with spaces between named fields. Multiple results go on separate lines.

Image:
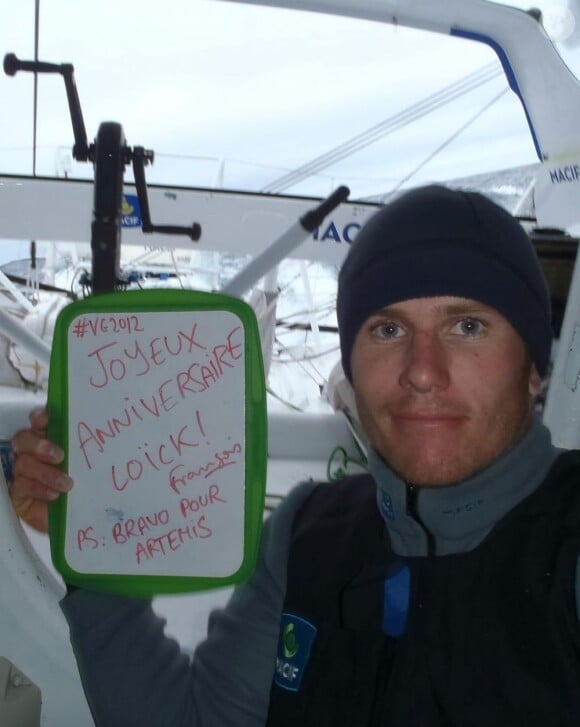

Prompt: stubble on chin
xmin=375 ymin=408 xmax=534 ymax=487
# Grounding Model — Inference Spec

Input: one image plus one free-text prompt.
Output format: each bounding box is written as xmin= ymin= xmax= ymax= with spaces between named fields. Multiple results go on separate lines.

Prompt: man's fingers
xmin=12 ymin=429 xmax=64 ymax=464
xmin=28 ymin=406 xmax=49 ymax=431
xmin=12 ymin=453 xmax=73 ymax=497
xmin=11 ymin=477 xmax=62 ymax=504
xmin=8 ymin=407 xmax=68 ymax=535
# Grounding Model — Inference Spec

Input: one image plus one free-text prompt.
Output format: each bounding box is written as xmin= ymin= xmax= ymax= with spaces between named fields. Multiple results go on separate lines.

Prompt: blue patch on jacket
xmin=383 ymin=563 xmax=411 ymax=637
xmin=274 ymin=613 xmax=317 ymax=692
xmin=379 ymin=490 xmax=395 ymax=521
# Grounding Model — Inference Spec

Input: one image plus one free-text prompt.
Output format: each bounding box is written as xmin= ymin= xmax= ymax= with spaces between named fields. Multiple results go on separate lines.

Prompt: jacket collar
xmin=369 ymin=416 xmax=560 ymax=557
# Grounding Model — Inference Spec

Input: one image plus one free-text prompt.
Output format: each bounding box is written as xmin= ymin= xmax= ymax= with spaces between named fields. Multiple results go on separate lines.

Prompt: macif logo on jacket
xmin=273 ymin=613 xmax=317 ymax=692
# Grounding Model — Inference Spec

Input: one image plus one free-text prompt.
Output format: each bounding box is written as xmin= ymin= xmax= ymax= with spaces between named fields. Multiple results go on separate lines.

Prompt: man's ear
xmin=529 ymin=364 xmax=543 ymax=398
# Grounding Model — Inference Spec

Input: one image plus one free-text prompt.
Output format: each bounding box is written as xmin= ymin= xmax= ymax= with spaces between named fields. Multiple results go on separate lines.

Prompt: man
xmin=10 ymin=185 xmax=580 ymax=725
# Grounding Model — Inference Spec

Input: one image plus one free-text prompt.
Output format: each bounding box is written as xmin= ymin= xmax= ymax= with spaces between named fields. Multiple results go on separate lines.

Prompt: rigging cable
xmin=262 ymin=62 xmax=503 ymax=193
xmin=381 ymin=86 xmax=510 ymax=201
xmin=28 ymin=0 xmax=41 ymax=306
xmin=32 ymin=0 xmax=39 ymax=176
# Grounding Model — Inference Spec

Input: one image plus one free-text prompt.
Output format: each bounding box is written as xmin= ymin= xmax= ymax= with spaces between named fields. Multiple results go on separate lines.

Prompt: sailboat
xmin=2 ymin=1 xmax=580 ymax=723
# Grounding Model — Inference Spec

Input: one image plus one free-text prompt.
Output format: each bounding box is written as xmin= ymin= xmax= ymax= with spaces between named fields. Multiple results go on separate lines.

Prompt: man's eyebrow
xmin=369 ymin=301 xmax=494 ymax=317
xmin=366 ymin=306 xmax=404 ymax=319
xmin=438 ymin=303 xmax=492 ymax=316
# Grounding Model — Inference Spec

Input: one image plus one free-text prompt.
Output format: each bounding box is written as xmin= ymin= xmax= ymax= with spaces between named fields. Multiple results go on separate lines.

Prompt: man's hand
xmin=10 ymin=407 xmax=73 ymax=533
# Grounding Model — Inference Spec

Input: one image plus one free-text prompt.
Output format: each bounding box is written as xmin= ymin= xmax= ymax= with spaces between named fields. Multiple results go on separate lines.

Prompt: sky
xmin=2 ymin=0 xmax=580 ymax=204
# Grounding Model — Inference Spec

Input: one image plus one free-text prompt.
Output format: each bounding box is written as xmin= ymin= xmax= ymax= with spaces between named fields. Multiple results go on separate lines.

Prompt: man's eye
xmin=373 ymin=322 xmax=403 ymax=339
xmin=453 ymin=318 xmax=484 ymax=336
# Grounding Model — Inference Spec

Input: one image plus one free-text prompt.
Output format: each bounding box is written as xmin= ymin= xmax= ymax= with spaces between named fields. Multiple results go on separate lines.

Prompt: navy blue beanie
xmin=337 ymin=184 xmax=552 ymax=381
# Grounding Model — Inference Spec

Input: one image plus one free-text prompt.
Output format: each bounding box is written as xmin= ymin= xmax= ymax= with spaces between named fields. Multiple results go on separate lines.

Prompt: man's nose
xmin=399 ymin=332 xmax=450 ymax=393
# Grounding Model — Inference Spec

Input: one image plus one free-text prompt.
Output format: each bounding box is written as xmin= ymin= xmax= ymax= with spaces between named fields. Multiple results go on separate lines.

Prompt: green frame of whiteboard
xmin=47 ymin=288 xmax=267 ymax=597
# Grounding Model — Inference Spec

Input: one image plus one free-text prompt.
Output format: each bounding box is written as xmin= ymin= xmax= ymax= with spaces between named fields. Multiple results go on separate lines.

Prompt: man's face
xmin=350 ymin=296 xmax=542 ymax=486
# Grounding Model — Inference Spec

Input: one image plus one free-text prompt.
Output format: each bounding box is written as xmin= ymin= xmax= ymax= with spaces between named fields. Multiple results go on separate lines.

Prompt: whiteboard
xmin=47 ymin=289 xmax=266 ymax=596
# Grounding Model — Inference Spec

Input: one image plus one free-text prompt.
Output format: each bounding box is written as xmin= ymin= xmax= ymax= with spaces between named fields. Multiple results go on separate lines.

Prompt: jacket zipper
xmin=406 ymin=484 xmax=437 ymax=557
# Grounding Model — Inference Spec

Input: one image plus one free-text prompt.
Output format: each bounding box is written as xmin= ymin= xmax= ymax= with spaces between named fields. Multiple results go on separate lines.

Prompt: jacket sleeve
xmin=60 ymin=481 xmax=317 ymax=727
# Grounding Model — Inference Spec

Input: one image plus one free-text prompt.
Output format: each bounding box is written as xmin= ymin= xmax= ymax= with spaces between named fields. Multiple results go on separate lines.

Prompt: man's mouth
xmin=391 ymin=411 xmax=468 ymax=427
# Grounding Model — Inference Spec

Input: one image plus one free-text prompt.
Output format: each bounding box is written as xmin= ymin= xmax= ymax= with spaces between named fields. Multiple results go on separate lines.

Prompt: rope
xmin=326 ymin=445 xmax=367 ymax=482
